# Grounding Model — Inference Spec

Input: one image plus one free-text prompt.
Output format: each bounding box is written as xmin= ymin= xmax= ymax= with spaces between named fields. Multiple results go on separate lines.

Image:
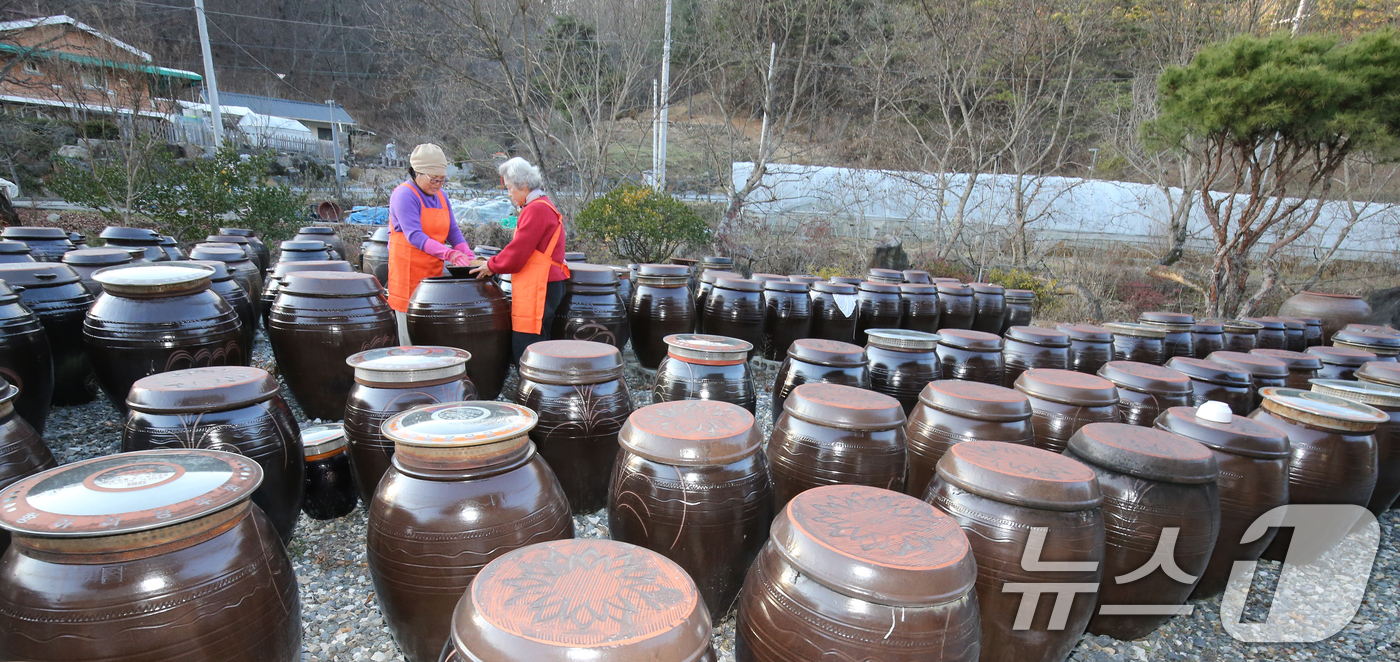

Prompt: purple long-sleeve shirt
xmin=389 ymin=182 xmax=468 ymax=255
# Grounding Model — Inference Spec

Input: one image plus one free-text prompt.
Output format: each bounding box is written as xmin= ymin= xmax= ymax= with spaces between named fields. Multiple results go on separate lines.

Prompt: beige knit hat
xmin=409 ymin=143 xmax=448 ymax=177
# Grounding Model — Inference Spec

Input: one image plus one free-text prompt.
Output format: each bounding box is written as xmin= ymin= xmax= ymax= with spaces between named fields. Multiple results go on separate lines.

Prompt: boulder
xmin=55 ymin=144 xmax=90 ymax=161
xmin=868 ymin=234 xmax=910 ymax=271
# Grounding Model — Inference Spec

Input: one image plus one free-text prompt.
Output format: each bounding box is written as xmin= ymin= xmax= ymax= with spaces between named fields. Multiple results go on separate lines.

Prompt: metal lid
xmin=370 ymin=227 xmax=391 ymax=242
xmin=858 ymin=281 xmax=901 ymax=294
xmin=789 ymin=275 xmax=824 ymax=285
xmin=867 ymin=268 xmax=905 ymax=283
xmin=619 ymin=400 xmax=762 ymax=466
xmin=1154 ymin=405 xmax=1289 ymax=459
xmin=0 ymin=280 xmax=20 ymax=305
xmin=903 ymin=270 xmax=932 ymax=283
xmin=519 ymin=340 xmax=624 ymax=384
xmin=1067 ymin=422 xmax=1217 ymax=484
xmin=0 ymin=263 xmax=82 ymax=288
xmin=62 ymin=248 xmax=131 ymax=266
xmin=937 ymin=328 xmax=1003 ymax=351
xmin=664 ymin=334 xmax=752 ymax=365
xmin=271 ymin=260 xmax=352 ymax=279
xmin=811 ymin=280 xmax=856 ymax=295
xmin=0 ymin=449 xmax=260 ymax=537
xmin=1004 ymin=289 xmax=1035 ymax=301
xmin=931 ymin=278 xmax=963 ymax=284
xmin=1207 ymin=350 xmax=1289 ymax=378
xmin=1260 ymin=387 xmax=1387 ymax=431
xmin=218 ymin=228 xmax=256 ymax=237
xmin=281 ymin=271 xmax=381 ymax=297
xmin=787 ymin=338 xmax=866 ymax=367
xmin=1357 ymin=361 xmax=1400 ymax=387
xmin=280 ymin=240 xmax=326 ymax=251
xmin=1191 ymin=320 xmax=1225 ymax=333
xmin=1139 ymin=312 xmax=1195 ymax=331
xmin=126 ymin=367 xmax=280 ymax=413
xmin=159 ymin=236 xmax=179 ymax=248
xmin=1096 ymin=361 xmax=1193 ymax=395
xmin=5 ymin=227 xmax=70 ymax=240
xmin=1014 ymin=368 xmax=1120 ymax=406
xmin=1251 ymin=349 xmax=1322 ymax=371
xmin=764 ymin=280 xmax=807 ymax=293
xmin=1222 ymin=319 xmax=1264 ymax=333
xmin=0 ymin=240 xmax=30 ymax=255
xmin=348 ymin=346 xmax=470 ymax=384
xmin=382 ymin=401 xmax=536 ymax=448
xmin=1005 ymin=325 xmax=1071 ymax=348
xmin=918 ymin=380 xmax=1032 ymax=421
xmin=899 ymin=283 xmax=938 ymax=294
xmin=297 ymin=226 xmax=336 ymax=235
xmin=1164 ymin=356 xmax=1251 ymax=386
xmin=1309 ymin=379 xmax=1400 ymax=410
xmin=970 ymin=282 xmax=1005 ymax=294
xmin=936 ymin=283 xmax=973 ymax=296
xmin=935 ymin=441 xmax=1101 ymax=511
xmin=1333 ymin=329 xmax=1400 ymax=351
xmin=638 ymin=264 xmax=690 ymax=277
xmin=772 ymin=485 xmax=977 ymax=606
xmin=713 ymin=276 xmax=762 ymax=292
xmin=784 ymin=383 xmax=906 ymax=430
xmin=93 ymin=264 xmax=211 ymax=295
xmin=1104 ymin=322 xmax=1167 ymax=339
xmin=1343 ymin=324 xmax=1400 ymax=335
xmin=302 ymin=423 xmax=347 ymax=456
xmin=1306 ymin=345 xmax=1377 ymax=366
xmin=866 ymin=328 xmax=940 ymax=351
xmin=1242 ymin=316 xmax=1285 ymax=330
xmin=189 ymin=246 xmax=248 ymax=262
xmin=566 ymin=264 xmax=618 ymax=285
xmin=1057 ymin=323 xmax=1113 ymax=342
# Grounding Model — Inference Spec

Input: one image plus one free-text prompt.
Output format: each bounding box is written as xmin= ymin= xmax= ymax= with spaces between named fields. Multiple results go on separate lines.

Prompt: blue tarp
xmin=346 ymin=206 xmax=390 ymax=225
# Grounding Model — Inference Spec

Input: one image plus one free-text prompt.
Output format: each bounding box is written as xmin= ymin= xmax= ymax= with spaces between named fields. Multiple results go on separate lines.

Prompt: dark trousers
xmin=511 ymin=280 xmax=565 ymax=365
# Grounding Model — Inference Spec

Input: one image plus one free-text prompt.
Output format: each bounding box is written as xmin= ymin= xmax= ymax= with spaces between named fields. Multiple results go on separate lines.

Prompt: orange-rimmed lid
xmin=1259 ymin=387 xmax=1387 ymax=432
xmin=519 ymin=340 xmax=624 ymax=384
xmin=783 ymin=383 xmax=905 ymax=430
xmin=619 ymin=400 xmax=761 ymax=466
xmin=917 ymin=380 xmax=1031 ymax=421
xmin=935 ymin=440 xmax=1101 ymax=511
xmin=1014 ymin=368 xmax=1119 ymax=406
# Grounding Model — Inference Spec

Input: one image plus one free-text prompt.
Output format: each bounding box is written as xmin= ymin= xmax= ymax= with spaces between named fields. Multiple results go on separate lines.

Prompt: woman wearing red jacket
xmin=470 ymin=157 xmax=569 ymax=363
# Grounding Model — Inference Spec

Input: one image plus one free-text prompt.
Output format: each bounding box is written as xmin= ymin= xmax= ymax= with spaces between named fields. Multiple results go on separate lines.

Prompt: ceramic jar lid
xmin=302 ymin=423 xmax=348 ymax=457
xmin=859 ymin=281 xmax=901 ymax=294
xmin=903 ymin=270 xmax=932 ymax=283
xmin=772 ymin=484 xmax=977 ymax=606
xmin=1251 ymin=349 xmax=1322 ymax=371
xmin=383 ymin=402 xmax=536 ymax=449
xmin=664 ymin=334 xmax=752 ymax=365
xmin=750 ymin=273 xmax=787 ymax=283
xmin=1208 ymin=350 xmax=1289 ymax=378
xmin=866 ymin=328 xmax=940 ymax=351
xmin=1242 ymin=316 xmax=1286 ymax=330
xmin=937 ymin=328 xmax=1003 ymax=350
xmin=1057 ymin=323 xmax=1113 ymax=342
xmin=1005 ymin=289 xmax=1035 ymax=302
xmin=1333 ymin=329 xmax=1400 ymax=353
xmin=1357 ymin=361 xmax=1400 ymax=387
xmin=788 ymin=275 xmax=823 ymax=285
xmin=970 ymin=282 xmax=1005 ymax=294
xmin=62 ymin=248 xmax=131 ymax=266
xmin=1307 ymin=345 xmax=1376 ymax=366
xmin=519 ymin=340 xmax=624 ymax=384
xmin=763 ymin=280 xmax=807 ymax=293
xmin=867 ymin=268 xmax=905 ymax=283
xmin=1096 ymin=361 xmax=1193 ymax=395
xmin=713 ymin=276 xmax=762 ymax=292
xmin=1309 ymin=379 xmax=1400 ymax=410
xmin=638 ymin=264 xmax=690 ymax=277
xmin=1222 ymin=319 xmax=1263 ymax=333
xmin=699 ymin=269 xmax=731 ymax=284
xmin=620 ymin=400 xmax=762 ymax=466
xmin=0 ymin=263 xmax=82 ymax=288
xmin=1014 ymin=368 xmax=1119 ymax=406
xmin=784 ymin=383 xmax=906 ymax=430
xmin=702 ymin=256 xmax=734 ymax=267
xmin=93 ymin=264 xmax=211 ymax=295
xmin=936 ymin=283 xmax=973 ymax=296
xmin=97 ymin=226 xmax=159 ymax=242
xmin=786 ymin=338 xmax=866 ymax=367
xmin=566 ymin=264 xmax=618 ymax=285
xmin=899 ymin=283 xmax=938 ymax=295
xmin=1164 ymin=357 xmax=1251 ymax=386
xmin=348 ymin=346 xmax=470 ymax=385
xmin=280 ymin=240 xmax=326 ymax=251
xmin=1191 ymin=320 xmax=1225 ymax=333
xmin=1067 ymin=422 xmax=1217 ymax=484
xmin=1154 ymin=405 xmax=1289 ymax=459
xmin=298 ymin=226 xmax=336 ymax=236
xmin=1344 ymin=324 xmax=1400 ymax=335
xmin=1104 ymin=322 xmax=1167 ymax=339
xmin=811 ymin=281 xmax=856 ymax=295
xmin=271 ymin=260 xmax=352 ymax=279
xmin=3 ymin=227 xmax=67 ymax=240
xmin=0 ymin=449 xmax=261 ymax=537
xmin=0 ymin=281 xmax=18 ymax=305
xmin=918 ymin=380 xmax=1032 ymax=421
xmin=450 ymin=539 xmax=710 ymax=662
xmin=0 ymin=241 xmax=30 ymax=255
xmin=218 ymin=228 xmax=257 ymax=237
xmin=1139 ymin=311 xmax=1195 ymax=328
xmin=281 ymin=271 xmax=381 ymax=297
xmin=1259 ymin=387 xmax=1387 ymax=431
xmin=206 ymin=234 xmax=251 ymax=246
xmin=126 ymin=366 xmax=280 ymax=414
xmin=935 ymin=440 xmax=1101 ymax=511
xmin=189 ymin=246 xmax=246 ymax=262
xmin=831 ymin=276 xmax=864 ymax=285
xmin=1005 ymin=325 xmax=1071 ymax=348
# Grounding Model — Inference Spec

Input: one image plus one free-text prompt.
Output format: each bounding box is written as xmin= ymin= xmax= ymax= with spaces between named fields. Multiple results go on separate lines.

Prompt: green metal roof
xmin=0 ymin=43 xmax=202 ymax=81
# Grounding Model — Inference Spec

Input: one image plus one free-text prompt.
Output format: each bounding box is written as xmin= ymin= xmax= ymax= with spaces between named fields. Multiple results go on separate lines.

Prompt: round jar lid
xmin=811 ymin=281 xmax=856 ymax=295
xmin=297 ymin=226 xmax=335 ymax=236
xmin=566 ymin=264 xmax=618 ymax=285
xmin=784 ymin=383 xmax=905 ymax=430
xmin=1067 ymin=422 xmax=1216 ymax=483
xmin=564 ymin=251 xmax=587 ymax=262
xmin=1014 ymin=368 xmax=1119 ymax=406
xmin=279 ymin=240 xmax=325 ymax=251
xmin=702 ymin=255 xmax=734 ymax=266
xmin=0 ymin=240 xmax=30 ymax=255
xmin=206 ymin=235 xmax=250 ymax=246
xmin=619 ymin=400 xmax=761 ymax=466
xmin=127 ymin=366 xmax=280 ymax=413
xmin=159 ymin=236 xmax=179 ymax=247
xmin=1154 ymin=406 xmax=1289 ymax=459
xmin=1140 ymin=311 xmax=1195 ymax=327
xmin=452 ymin=539 xmax=709 ymax=662
xmin=899 ymin=283 xmax=938 ymax=294
xmin=664 ymin=334 xmax=752 ymax=365
xmin=831 ymin=276 xmax=864 ymax=285
xmin=789 ymin=275 xmax=823 ymax=285
xmin=0 ymin=281 xmax=18 ymax=305
xmin=1242 ymin=316 xmax=1285 ymax=330
xmin=713 ymin=276 xmax=761 ymax=292
xmin=1104 ymin=322 xmax=1167 ymax=339
xmin=519 ymin=340 xmax=624 ymax=384
xmin=787 ymin=338 xmax=865 ymax=367
xmin=970 ymin=282 xmax=1005 ymax=294
xmin=1222 ymin=320 xmax=1264 ymax=333
xmin=281 ymin=271 xmax=381 ymax=297
xmin=750 ymin=273 xmax=787 ymax=283
xmin=180 ymin=260 xmax=233 ymax=282
xmin=0 ymin=263 xmax=82 ymax=288
xmin=1333 ymin=329 xmax=1400 ymax=351
xmin=937 ymin=328 xmax=1003 ymax=351
xmin=858 ymin=281 xmax=901 ymax=294
xmin=903 ymin=270 xmax=931 ymax=283
xmin=62 ymin=248 xmax=131 ymax=266
xmin=699 ymin=269 xmax=731 ymax=284
xmin=302 ymin=423 xmax=347 ymax=456
xmin=1207 ymin=350 xmax=1289 ymax=378
xmin=1164 ymin=357 xmax=1251 ymax=386
xmin=763 ymin=280 xmax=807 ymax=293
xmin=1260 ymin=387 xmax=1387 ymax=431
xmin=218 ymin=228 xmax=256 ymax=237
xmin=0 ymin=449 xmax=261 ymax=537
xmin=1004 ymin=289 xmax=1035 ymax=302
xmin=382 ymin=402 xmax=536 ymax=448
xmin=1357 ymin=361 xmax=1400 ymax=387
xmin=1057 ymin=323 xmax=1113 ymax=342
xmin=866 ymin=328 xmax=940 ymax=351
xmin=935 ymin=441 xmax=1100 ymax=511
xmin=1096 ymin=361 xmax=1193 ymax=395
xmin=772 ymin=484 xmax=976 ymax=606
xmin=931 ymin=278 xmax=962 ymax=284
xmin=189 ymin=246 xmax=246 ymax=262
xmin=1344 ymin=324 xmax=1400 ymax=336
xmin=6 ymin=227 xmax=69 ymax=240
xmin=1251 ymin=349 xmax=1322 ymax=371
xmin=348 ymin=346 xmax=470 ymax=384
xmin=1005 ymin=325 xmax=1071 ymax=348
xmin=936 ymin=283 xmax=973 ymax=296
xmin=1309 ymin=379 xmax=1400 ymax=410
xmin=97 ymin=227 xmax=158 ymax=242
xmin=918 ymin=380 xmax=1032 ymax=421
xmin=867 ymin=268 xmax=905 ymax=282
xmin=1306 ymin=345 xmax=1377 ymax=366
xmin=93 ymin=264 xmax=211 ymax=295
xmin=638 ymin=264 xmax=689 ymax=277
xmin=1191 ymin=320 xmax=1225 ymax=333
xmin=271 ymin=260 xmax=352 ymax=279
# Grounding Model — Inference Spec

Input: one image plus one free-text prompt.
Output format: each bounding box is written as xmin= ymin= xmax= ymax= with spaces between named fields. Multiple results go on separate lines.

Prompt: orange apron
xmin=386 ymin=183 xmax=450 ymax=312
xmin=510 ymin=197 xmax=569 ymax=334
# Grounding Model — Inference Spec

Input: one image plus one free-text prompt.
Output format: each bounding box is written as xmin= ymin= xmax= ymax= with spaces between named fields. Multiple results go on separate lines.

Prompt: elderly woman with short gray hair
xmin=471 ymin=157 xmax=569 ymax=363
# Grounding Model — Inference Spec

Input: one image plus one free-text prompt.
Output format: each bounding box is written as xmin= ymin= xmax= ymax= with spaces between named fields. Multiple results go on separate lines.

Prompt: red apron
xmin=386 ymin=182 xmax=450 ymax=313
xmin=511 ymin=197 xmax=569 ymax=334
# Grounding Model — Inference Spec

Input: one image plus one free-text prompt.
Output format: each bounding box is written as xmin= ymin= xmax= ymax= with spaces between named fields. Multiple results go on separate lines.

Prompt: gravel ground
xmin=41 ymin=334 xmax=1399 ymax=662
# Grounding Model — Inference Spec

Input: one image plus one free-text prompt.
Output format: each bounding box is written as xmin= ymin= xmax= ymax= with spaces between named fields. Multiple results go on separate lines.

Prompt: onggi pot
xmin=1164 ymin=356 xmax=1255 ymax=416
xmin=865 ymin=328 xmax=941 ymax=415
xmin=631 ymin=264 xmax=695 ymax=369
xmin=1277 ymin=291 xmax=1372 ymax=340
xmin=1001 ymin=289 xmax=1035 ymax=334
xmin=970 ymin=282 xmax=1006 ymax=334
xmin=704 ymin=276 xmax=765 ymax=358
xmin=300 ymin=423 xmax=358 ymax=520
xmin=769 ymin=338 xmax=868 ymax=425
xmin=653 ymin=334 xmax=756 ymax=414
xmin=362 ymin=227 xmax=391 ymax=287
xmin=0 ymin=263 xmax=95 ymax=406
xmin=898 ymin=283 xmax=941 ymax=332
xmin=0 ymin=375 xmax=56 ymax=553
xmin=1310 ymin=379 xmax=1400 ymax=515
xmin=904 ymin=379 xmax=1034 ymax=499
xmin=1014 ymin=368 xmax=1121 ymax=453
xmin=406 ymin=275 xmax=512 ymax=400
xmin=1307 ymin=345 xmax=1376 ymax=380
xmin=4 ymin=227 xmax=73 ymax=262
xmin=937 ymin=282 xmax=975 ymax=330
xmin=767 ymin=383 xmax=907 ymax=510
xmin=762 ymin=279 xmax=810 ymax=360
xmin=1002 ymin=325 xmax=1071 ymax=387
xmin=1104 ymin=322 xmax=1166 ymax=365
xmin=936 ymin=328 xmax=1005 ymax=385
xmin=1207 ymin=350 xmax=1288 ymax=410
xmin=0 ymin=280 xmax=54 ymax=433
xmin=550 ymin=264 xmax=630 ymax=349
xmin=1095 ymin=360 xmax=1193 ymax=427
xmin=1138 ymin=311 xmax=1195 ymax=360
xmin=1250 ymin=348 xmax=1321 ymax=389
xmin=808 ymin=281 xmax=858 ymax=342
xmin=1058 ymin=323 xmax=1113 ymax=375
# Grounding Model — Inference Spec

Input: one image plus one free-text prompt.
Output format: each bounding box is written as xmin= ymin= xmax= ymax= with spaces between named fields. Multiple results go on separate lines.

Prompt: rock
xmin=46 ymin=213 xmax=61 ymax=224
xmin=868 ymin=234 xmax=910 ymax=271
xmin=55 ymin=144 xmax=90 ymax=160
xmin=347 ymin=166 xmax=363 ymax=181
xmin=1365 ymin=287 xmax=1400 ymax=329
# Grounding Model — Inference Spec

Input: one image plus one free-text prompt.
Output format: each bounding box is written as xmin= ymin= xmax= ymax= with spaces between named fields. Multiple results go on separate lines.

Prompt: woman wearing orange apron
xmin=386 ymin=144 xmax=474 ymax=343
xmin=470 ymin=157 xmax=569 ymax=363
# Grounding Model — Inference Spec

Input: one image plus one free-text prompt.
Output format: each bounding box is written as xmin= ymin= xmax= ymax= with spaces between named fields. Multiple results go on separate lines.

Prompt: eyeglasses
xmin=421 ymin=175 xmax=447 ymax=185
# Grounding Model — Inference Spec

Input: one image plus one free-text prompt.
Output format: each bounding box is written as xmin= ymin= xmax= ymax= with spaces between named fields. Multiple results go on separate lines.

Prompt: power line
xmin=206 ymin=16 xmax=320 ymax=102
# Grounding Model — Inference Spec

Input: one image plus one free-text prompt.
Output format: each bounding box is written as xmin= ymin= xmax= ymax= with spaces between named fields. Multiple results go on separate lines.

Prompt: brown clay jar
xmin=898 ymin=283 xmax=941 ymax=332
xmin=0 ymin=450 xmax=302 ymax=661
xmin=1003 ymin=325 xmax=1071 ymax=387
xmin=867 ymin=267 xmax=905 ymax=284
xmin=167 ymin=260 xmax=257 ymax=357
xmin=517 ymin=340 xmax=633 ymax=514
xmin=854 ymin=281 xmax=903 ymax=346
xmin=609 ymin=400 xmax=773 ymax=620
xmin=1138 ymin=311 xmax=1195 ymax=360
xmin=0 ymin=240 xmax=35 ymax=263
xmin=4 ymin=227 xmax=74 ymax=262
xmin=1191 ymin=320 xmax=1226 ymax=358
xmin=694 ymin=268 xmax=731 ymax=333
xmin=550 ymin=264 xmax=630 ymax=349
xmin=122 ymin=366 xmax=305 ymax=543
xmin=61 ymin=247 xmax=131 ymax=297
xmin=1308 ymin=345 xmax=1377 ymax=380
xmin=762 ymin=280 xmax=810 ymax=360
xmin=362 ymin=226 xmax=390 ymax=287
xmin=1096 ymin=360 xmax=1193 ymax=427
xmin=1001 ymin=289 xmax=1035 ymax=334
xmin=1275 ymin=317 xmax=1308 ymax=351
xmin=344 ymin=346 xmax=477 ymax=504
xmin=865 ymin=328 xmax=942 ymax=415
xmin=1222 ymin=319 xmax=1263 ymax=352
xmin=1104 ymin=322 xmax=1167 ymax=365
xmin=368 ymin=402 xmax=574 ymax=662
xmin=1297 ymin=316 xmax=1324 ymax=347
xmin=936 ymin=328 xmax=1005 ymax=385
xmin=1250 ymin=348 xmax=1321 ymax=389
xmin=1332 ymin=328 xmax=1400 ymax=359
xmin=1279 ymin=292 xmax=1372 ymax=340
xmin=1207 ymin=350 xmax=1288 ymax=410
xmin=1243 ymin=316 xmax=1288 ymax=350
xmin=204 ymin=234 xmax=260 ymax=269
xmin=189 ymin=244 xmax=263 ymax=306
xmin=443 ymin=539 xmax=715 ymax=662
xmin=904 ymin=379 xmax=1034 ymax=499
xmin=220 ymin=227 xmax=271 ymax=272
xmin=1164 ymin=356 xmax=1255 ymax=416
xmin=1015 ymin=368 xmax=1121 ymax=453
xmin=406 ymin=275 xmax=512 ymax=399
xmin=705 ymin=276 xmax=765 ymax=357
xmin=261 ymin=259 xmax=353 ymax=330
xmin=737 ymin=484 xmax=981 ymax=662
xmin=1065 ymin=423 xmax=1219 ymax=640
xmin=970 ymin=282 xmax=1007 ymax=334
xmin=85 ymin=264 xmax=246 ymax=412
xmin=904 ymin=269 xmax=932 ymax=283
xmin=268 ymin=272 xmax=396 ymax=420
xmin=631 ymin=264 xmax=696 ymax=369
xmin=0 ymin=280 xmax=54 ymax=434
xmin=769 ymin=338 xmax=869 ymax=425
xmin=768 ymin=383 xmax=907 ymax=511
xmin=301 ymin=423 xmax=358 ymax=520
xmin=925 ymin=441 xmax=1103 ymax=662
xmin=0 ymin=376 xmax=55 ymax=553
xmin=1058 ymin=323 xmax=1114 ymax=375
xmin=1310 ymin=379 xmax=1400 ymax=515
xmin=0 ymin=263 xmax=95 ymax=405
xmin=653 ymin=334 xmax=756 ymax=414
xmin=937 ymin=282 xmax=976 ymax=330
xmin=808 ymin=280 xmax=858 ymax=342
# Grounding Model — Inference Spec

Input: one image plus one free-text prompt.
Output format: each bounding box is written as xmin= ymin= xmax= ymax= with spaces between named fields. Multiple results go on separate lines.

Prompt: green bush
xmin=78 ymin=120 xmax=119 ymax=140
xmin=573 ymin=185 xmax=711 ymax=264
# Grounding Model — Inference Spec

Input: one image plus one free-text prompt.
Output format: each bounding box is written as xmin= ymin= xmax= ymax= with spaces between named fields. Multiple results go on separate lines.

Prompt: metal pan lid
xmin=937 ymin=328 xmax=1003 ymax=351
xmin=1057 ymin=323 xmax=1113 ymax=342
xmin=519 ymin=340 xmax=624 ymax=383
xmin=302 ymin=423 xmax=348 ymax=456
xmin=382 ymin=401 xmax=536 ymax=448
xmin=772 ymin=485 xmax=977 ymax=606
xmin=1241 ymin=316 xmax=1286 ymax=330
xmin=62 ymin=248 xmax=131 ymax=266
xmin=786 ymin=338 xmax=866 ymax=367
xmin=1309 ymin=378 xmax=1400 ymax=410
xmin=127 ymin=366 xmax=280 ymax=413
xmin=93 ymin=264 xmax=211 ymax=295
xmin=279 ymin=240 xmax=326 ymax=251
xmin=1067 ymin=422 xmax=1217 ymax=484
xmin=1104 ymin=322 xmax=1167 ymax=339
xmin=1015 ymin=368 xmax=1119 ymax=406
xmin=1207 ymin=350 xmax=1289 ymax=378
xmin=811 ymin=280 xmax=856 ymax=295
xmin=0 ymin=449 xmax=261 ymax=537
xmin=1164 ymin=356 xmax=1251 ymax=387
xmin=297 ymin=226 xmax=336 ymax=235
xmin=1096 ymin=361 xmax=1193 ymax=395
xmin=0 ymin=240 xmax=30 ymax=255
xmin=903 ymin=270 xmax=932 ymax=283
xmin=6 ymin=226 xmax=70 ymax=240
xmin=936 ymin=441 xmax=1101 ymax=511
xmin=1306 ymin=345 xmax=1377 ymax=366
xmin=858 ymin=281 xmax=901 ymax=294
xmin=713 ymin=276 xmax=762 ymax=292
xmin=1005 ymin=325 xmax=1071 ymax=348
xmin=271 ymin=260 xmax=352 ymax=279
xmin=1251 ymin=348 xmax=1322 ymax=371
xmin=1139 ymin=311 xmax=1195 ymax=326
xmin=1259 ymin=387 xmax=1387 ymax=431
xmin=566 ymin=263 xmax=618 ymax=285
xmin=1357 ymin=361 xmax=1400 ymax=387
xmin=664 ymin=334 xmax=752 ymax=365
xmin=866 ymin=328 xmax=940 ymax=351
xmin=867 ymin=268 xmax=905 ymax=283
xmin=638 ymin=263 xmax=690 ymax=277
xmin=0 ymin=263 xmax=83 ymax=288
xmin=348 ymin=346 xmax=470 ymax=384
xmin=1004 ymin=288 xmax=1035 ymax=301
xmin=699 ymin=269 xmax=732 ymax=284
xmin=918 ymin=380 xmax=1032 ymax=421
xmin=97 ymin=226 xmax=158 ymax=242
xmin=619 ymin=400 xmax=762 ymax=466
xmin=281 ymin=271 xmax=381 ymax=297
xmin=1154 ymin=405 xmax=1290 ymax=459
xmin=564 ymin=251 xmax=587 ymax=262
xmin=701 ymin=255 xmax=734 ymax=266
xmin=763 ymin=280 xmax=807 ymax=293
xmin=784 ymin=383 xmax=905 ymax=430
xmin=1343 ymin=324 xmax=1400 ymax=336
xmin=970 ymin=282 xmax=1005 ymax=294
xmin=189 ymin=246 xmax=248 ymax=263
xmin=936 ymin=282 xmax=973 ymax=296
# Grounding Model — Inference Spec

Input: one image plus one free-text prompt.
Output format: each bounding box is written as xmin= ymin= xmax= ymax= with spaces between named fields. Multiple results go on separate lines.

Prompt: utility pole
xmin=327 ymin=100 xmax=343 ymax=198
xmin=651 ymin=79 xmax=658 ymax=187
xmin=656 ymin=0 xmax=673 ymax=191
xmin=193 ymin=0 xmax=222 ymax=146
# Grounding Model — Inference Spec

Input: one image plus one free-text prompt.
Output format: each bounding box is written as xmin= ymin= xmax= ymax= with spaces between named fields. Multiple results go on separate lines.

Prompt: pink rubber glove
xmin=421 ymin=238 xmax=452 ymax=260
xmin=444 ymin=249 xmax=472 ymax=267
xmin=452 ymin=242 xmax=476 ymax=261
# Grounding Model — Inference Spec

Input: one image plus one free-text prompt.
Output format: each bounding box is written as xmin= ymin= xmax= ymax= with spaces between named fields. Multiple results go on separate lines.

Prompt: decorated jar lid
xmin=0 ymin=240 xmax=31 ymax=256
xmin=664 ymin=334 xmax=751 ymax=365
xmin=1004 ymin=289 xmax=1035 ymax=302
xmin=281 ymin=271 xmax=381 ymax=297
xmin=1309 ymin=379 xmax=1400 ymax=411
xmin=1307 ymin=345 xmax=1377 ymax=367
xmin=1251 ymin=348 xmax=1322 ymax=372
xmin=1191 ymin=320 xmax=1225 ymax=333
xmin=858 ymin=281 xmax=901 ymax=294
xmin=1005 ymin=325 xmax=1071 ymax=348
xmin=936 ymin=328 xmax=1003 ymax=350
xmin=1333 ymin=329 xmax=1400 ymax=354
xmin=786 ymin=338 xmax=866 ymax=367
xmin=519 ymin=340 xmax=624 ymax=384
xmin=92 ymin=264 xmax=211 ymax=295
xmin=935 ymin=440 xmax=1100 ymax=510
xmin=1014 ymin=368 xmax=1119 ymax=406
xmin=448 ymin=539 xmax=711 ymax=662
xmin=970 ymin=282 xmax=1005 ymax=295
xmin=0 ymin=449 xmax=261 ymax=538
xmin=1222 ymin=319 xmax=1264 ymax=333
xmin=867 ymin=268 xmax=905 ymax=284
xmin=127 ymin=366 xmax=280 ymax=414
xmin=713 ymin=276 xmax=762 ymax=292
xmin=1067 ymin=422 xmax=1217 ymax=484
xmin=348 ymin=346 xmax=470 ymax=385
xmin=271 ymin=260 xmax=352 ymax=279
xmin=784 ymin=383 xmax=905 ymax=430
xmin=302 ymin=423 xmax=348 ymax=458
xmin=1154 ymin=405 xmax=1289 ymax=459
xmin=0 ymin=263 xmax=82 ymax=288
xmin=903 ymin=270 xmax=932 ymax=283
xmin=62 ymin=248 xmax=131 ymax=266
xmin=566 ymin=264 xmax=618 ymax=286
xmin=1242 ymin=317 xmax=1286 ymax=331
xmin=382 ymin=402 xmax=536 ymax=454
xmin=1207 ymin=350 xmax=1289 ymax=378
xmin=789 ymin=275 xmax=824 ymax=285
xmin=1104 ymin=322 xmax=1167 ymax=339
xmin=866 ymin=328 xmax=940 ymax=351
xmin=763 ymin=280 xmax=807 ymax=293
xmin=772 ymin=484 xmax=977 ymax=606
xmin=619 ymin=400 xmax=762 ymax=466
xmin=1057 ymin=323 xmax=1113 ymax=342
xmin=898 ymin=283 xmax=938 ymax=295
xmin=1139 ymin=311 xmax=1195 ymax=328
xmin=1096 ymin=361 xmax=1193 ymax=395
xmin=918 ymin=380 xmax=1032 ymax=421
xmin=279 ymin=240 xmax=327 ymax=252
xmin=1357 ymin=361 xmax=1400 ymax=387
xmin=935 ymin=282 xmax=973 ymax=296
xmin=1259 ymin=387 xmax=1387 ymax=431
xmin=1164 ymin=357 xmax=1252 ymax=386
xmin=811 ymin=281 xmax=857 ymax=295
xmin=5 ymin=227 xmax=70 ymax=241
